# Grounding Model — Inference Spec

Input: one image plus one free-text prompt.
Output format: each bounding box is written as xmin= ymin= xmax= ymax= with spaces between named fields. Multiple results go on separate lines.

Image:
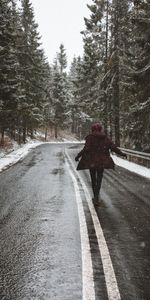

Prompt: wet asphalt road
xmin=0 ymin=143 xmax=150 ymax=300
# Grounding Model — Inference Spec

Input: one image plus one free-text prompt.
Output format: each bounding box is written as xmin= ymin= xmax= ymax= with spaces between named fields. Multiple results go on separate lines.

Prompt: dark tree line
xmin=68 ymin=0 xmax=150 ymax=151
xmin=0 ymin=0 xmax=52 ymax=144
xmin=0 ymin=0 xmax=72 ymax=144
xmin=0 ymin=0 xmax=149 ymax=151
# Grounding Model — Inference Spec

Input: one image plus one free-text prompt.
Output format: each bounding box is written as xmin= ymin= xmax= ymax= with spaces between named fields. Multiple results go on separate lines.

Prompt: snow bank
xmin=112 ymin=155 xmax=150 ymax=179
xmin=46 ymin=139 xmax=84 ymax=144
xmin=0 ymin=141 xmax=42 ymax=173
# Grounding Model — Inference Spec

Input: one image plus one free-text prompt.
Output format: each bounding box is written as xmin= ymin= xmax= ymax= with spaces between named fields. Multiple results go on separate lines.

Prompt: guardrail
xmin=119 ymin=147 xmax=150 ymax=168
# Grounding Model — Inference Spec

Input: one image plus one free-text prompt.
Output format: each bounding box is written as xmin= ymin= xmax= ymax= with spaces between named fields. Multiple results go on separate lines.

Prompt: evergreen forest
xmin=0 ymin=0 xmax=150 ymax=151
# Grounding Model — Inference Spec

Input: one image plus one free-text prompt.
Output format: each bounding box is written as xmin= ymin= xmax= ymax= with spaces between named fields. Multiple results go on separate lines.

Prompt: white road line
xmin=66 ymin=160 xmax=96 ymax=300
xmin=66 ymin=152 xmax=121 ymax=300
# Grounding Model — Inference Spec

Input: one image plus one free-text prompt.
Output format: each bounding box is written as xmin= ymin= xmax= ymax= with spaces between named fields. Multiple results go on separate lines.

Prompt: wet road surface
xmin=0 ymin=143 xmax=150 ymax=300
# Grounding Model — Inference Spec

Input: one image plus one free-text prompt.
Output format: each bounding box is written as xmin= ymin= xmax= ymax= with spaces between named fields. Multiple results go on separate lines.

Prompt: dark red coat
xmin=76 ymin=132 xmax=124 ymax=170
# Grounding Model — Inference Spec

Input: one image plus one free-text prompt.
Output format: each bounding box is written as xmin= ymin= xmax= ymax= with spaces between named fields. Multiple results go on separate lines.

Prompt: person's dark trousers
xmin=89 ymin=168 xmax=104 ymax=201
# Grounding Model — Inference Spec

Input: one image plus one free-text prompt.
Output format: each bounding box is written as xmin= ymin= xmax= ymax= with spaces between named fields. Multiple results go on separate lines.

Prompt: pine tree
xmin=0 ymin=0 xmax=57 ymax=145
xmin=107 ymin=0 xmax=130 ymax=145
xmin=83 ymin=0 xmax=112 ymax=132
xmin=68 ymin=56 xmax=92 ymax=137
xmin=68 ymin=56 xmax=82 ymax=134
xmin=52 ymin=44 xmax=73 ymax=136
xmin=19 ymin=0 xmax=49 ymax=142
xmin=41 ymin=61 xmax=53 ymax=140
xmin=78 ymin=0 xmax=149 ymax=149
xmin=0 ymin=0 xmax=20 ymax=144
xmin=81 ymin=35 xmax=99 ymax=113
xmin=58 ymin=43 xmax=67 ymax=74
xmin=127 ymin=0 xmax=150 ymax=150
xmin=51 ymin=57 xmax=68 ymax=138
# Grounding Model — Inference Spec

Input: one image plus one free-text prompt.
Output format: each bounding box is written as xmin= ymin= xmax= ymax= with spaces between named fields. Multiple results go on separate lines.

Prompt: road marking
xmin=66 ymin=152 xmax=121 ymax=300
xmin=66 ymin=160 xmax=96 ymax=300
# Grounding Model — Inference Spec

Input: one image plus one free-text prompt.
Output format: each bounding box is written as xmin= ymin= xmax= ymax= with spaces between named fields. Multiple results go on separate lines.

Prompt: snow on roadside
xmin=0 ymin=141 xmax=149 ymax=180
xmin=0 ymin=141 xmax=43 ymax=173
xmin=0 ymin=139 xmax=82 ymax=173
xmin=112 ymin=155 xmax=150 ymax=179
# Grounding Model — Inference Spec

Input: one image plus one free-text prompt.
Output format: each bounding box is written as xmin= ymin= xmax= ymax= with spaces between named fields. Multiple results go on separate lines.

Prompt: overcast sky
xmin=31 ymin=0 xmax=90 ymax=68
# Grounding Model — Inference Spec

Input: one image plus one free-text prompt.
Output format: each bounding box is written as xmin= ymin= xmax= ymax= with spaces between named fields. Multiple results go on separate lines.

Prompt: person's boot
xmin=93 ymin=187 xmax=101 ymax=207
xmin=92 ymin=183 xmax=97 ymax=200
xmin=93 ymin=196 xmax=100 ymax=206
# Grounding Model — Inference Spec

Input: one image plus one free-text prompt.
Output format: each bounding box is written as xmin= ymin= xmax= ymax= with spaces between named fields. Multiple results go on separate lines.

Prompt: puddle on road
xmin=56 ymin=151 xmax=65 ymax=163
xmin=26 ymin=161 xmax=36 ymax=167
xmin=51 ymin=168 xmax=64 ymax=175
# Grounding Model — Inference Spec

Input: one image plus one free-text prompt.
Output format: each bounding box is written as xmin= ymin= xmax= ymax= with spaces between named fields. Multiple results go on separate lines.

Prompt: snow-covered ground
xmin=0 ymin=141 xmax=150 ymax=179
xmin=112 ymin=155 xmax=150 ymax=179
xmin=0 ymin=141 xmax=43 ymax=172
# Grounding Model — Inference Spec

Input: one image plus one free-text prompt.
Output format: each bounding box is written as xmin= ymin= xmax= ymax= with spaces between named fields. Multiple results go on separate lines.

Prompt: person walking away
xmin=75 ymin=123 xmax=127 ymax=206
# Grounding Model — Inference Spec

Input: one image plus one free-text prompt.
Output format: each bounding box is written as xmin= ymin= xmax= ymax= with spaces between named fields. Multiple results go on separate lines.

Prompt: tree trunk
xmin=45 ymin=127 xmax=48 ymax=141
xmin=113 ymin=72 xmax=120 ymax=146
xmin=71 ymin=112 xmax=75 ymax=134
xmin=112 ymin=0 xmax=120 ymax=146
xmin=54 ymin=124 xmax=58 ymax=139
xmin=103 ymin=0 xmax=109 ymax=133
xmin=1 ymin=129 xmax=5 ymax=146
xmin=23 ymin=118 xmax=26 ymax=144
xmin=18 ymin=127 xmax=22 ymax=145
xmin=30 ymin=128 xmax=34 ymax=139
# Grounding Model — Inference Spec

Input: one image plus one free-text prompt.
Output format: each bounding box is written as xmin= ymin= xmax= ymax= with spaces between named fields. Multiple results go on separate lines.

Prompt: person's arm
xmin=75 ymin=136 xmax=91 ymax=161
xmin=109 ymin=139 xmax=127 ymax=158
xmin=75 ymin=148 xmax=84 ymax=161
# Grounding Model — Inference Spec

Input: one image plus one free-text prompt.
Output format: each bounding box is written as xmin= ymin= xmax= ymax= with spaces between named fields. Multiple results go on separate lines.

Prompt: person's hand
xmin=122 ymin=153 xmax=127 ymax=159
xmin=75 ymin=156 xmax=79 ymax=162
